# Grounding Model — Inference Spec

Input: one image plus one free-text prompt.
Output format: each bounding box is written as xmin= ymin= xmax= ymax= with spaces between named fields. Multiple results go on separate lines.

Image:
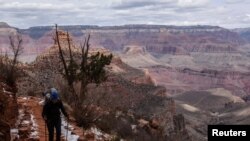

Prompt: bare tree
xmin=8 ymin=35 xmax=23 ymax=87
xmin=55 ymin=25 xmax=78 ymax=101
xmin=0 ymin=34 xmax=23 ymax=89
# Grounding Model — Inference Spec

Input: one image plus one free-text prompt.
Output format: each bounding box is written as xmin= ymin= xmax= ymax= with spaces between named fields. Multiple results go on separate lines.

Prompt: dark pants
xmin=46 ymin=118 xmax=61 ymax=141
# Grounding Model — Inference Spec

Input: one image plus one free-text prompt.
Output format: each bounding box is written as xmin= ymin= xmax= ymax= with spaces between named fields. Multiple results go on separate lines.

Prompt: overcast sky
xmin=0 ymin=0 xmax=250 ymax=29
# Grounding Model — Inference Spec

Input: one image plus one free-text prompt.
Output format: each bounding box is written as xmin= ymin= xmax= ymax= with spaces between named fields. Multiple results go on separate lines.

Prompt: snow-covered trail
xmin=11 ymin=96 xmax=81 ymax=141
xmin=11 ymin=96 xmax=47 ymax=141
xmin=10 ymin=96 xmax=112 ymax=141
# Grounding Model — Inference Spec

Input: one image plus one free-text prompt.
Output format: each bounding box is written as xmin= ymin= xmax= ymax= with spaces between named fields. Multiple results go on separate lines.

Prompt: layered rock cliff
xmin=148 ymin=65 xmax=250 ymax=96
xmin=1 ymin=24 xmax=245 ymax=57
xmin=23 ymin=25 xmax=243 ymax=55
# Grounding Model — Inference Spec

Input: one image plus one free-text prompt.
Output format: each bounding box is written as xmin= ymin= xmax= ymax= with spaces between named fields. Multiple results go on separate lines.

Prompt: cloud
xmin=177 ymin=0 xmax=209 ymax=8
xmin=225 ymin=0 xmax=245 ymax=4
xmin=112 ymin=1 xmax=158 ymax=9
xmin=112 ymin=0 xmax=209 ymax=10
xmin=0 ymin=2 xmax=74 ymax=11
xmin=0 ymin=0 xmax=249 ymax=28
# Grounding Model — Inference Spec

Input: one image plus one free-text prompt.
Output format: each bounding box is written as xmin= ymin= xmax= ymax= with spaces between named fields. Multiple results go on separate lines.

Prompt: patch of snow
xmin=90 ymin=127 xmax=110 ymax=140
xmin=180 ymin=104 xmax=200 ymax=112
xmin=11 ymin=109 xmax=24 ymax=141
xmin=30 ymin=131 xmax=39 ymax=138
xmin=39 ymin=100 xmax=45 ymax=105
xmin=3 ymin=88 xmax=12 ymax=94
xmin=91 ymin=127 xmax=102 ymax=137
xmin=31 ymin=114 xmax=38 ymax=129
xmin=61 ymin=117 xmax=79 ymax=141
xmin=10 ymin=129 xmax=19 ymax=141
xmin=16 ymin=109 xmax=24 ymax=127
xmin=22 ymin=120 xmax=30 ymax=125
xmin=131 ymin=124 xmax=136 ymax=130
xmin=30 ymin=114 xmax=39 ymax=138
xmin=10 ymin=129 xmax=18 ymax=133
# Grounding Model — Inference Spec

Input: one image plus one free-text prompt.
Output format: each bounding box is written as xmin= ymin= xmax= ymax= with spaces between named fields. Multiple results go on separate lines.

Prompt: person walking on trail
xmin=42 ymin=88 xmax=69 ymax=141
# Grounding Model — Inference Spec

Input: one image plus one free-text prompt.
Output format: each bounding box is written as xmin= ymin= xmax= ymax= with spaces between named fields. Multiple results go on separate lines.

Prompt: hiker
xmin=42 ymin=88 xmax=69 ymax=141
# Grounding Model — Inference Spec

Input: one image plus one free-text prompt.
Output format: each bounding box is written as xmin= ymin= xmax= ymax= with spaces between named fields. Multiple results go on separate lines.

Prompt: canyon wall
xmin=149 ymin=66 xmax=250 ymax=96
xmin=1 ymin=24 xmax=245 ymax=55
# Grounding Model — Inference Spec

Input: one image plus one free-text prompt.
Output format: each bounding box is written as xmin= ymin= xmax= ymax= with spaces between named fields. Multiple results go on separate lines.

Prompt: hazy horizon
xmin=2 ymin=21 xmax=247 ymax=30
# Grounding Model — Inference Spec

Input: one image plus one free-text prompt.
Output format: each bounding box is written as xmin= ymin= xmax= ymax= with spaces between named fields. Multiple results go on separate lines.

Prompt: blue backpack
xmin=50 ymin=88 xmax=59 ymax=100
